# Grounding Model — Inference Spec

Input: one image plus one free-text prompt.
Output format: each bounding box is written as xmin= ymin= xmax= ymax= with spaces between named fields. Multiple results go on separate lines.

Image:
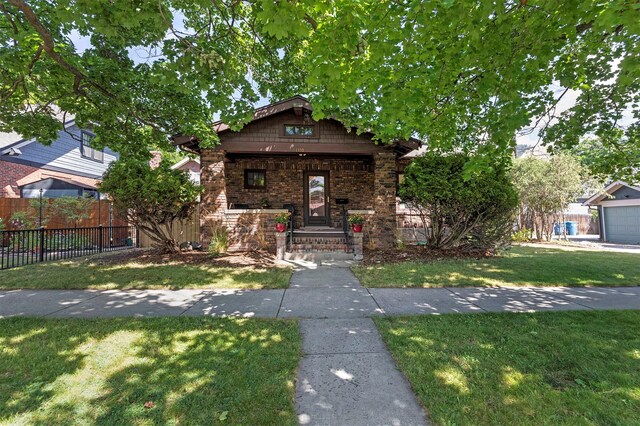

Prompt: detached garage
xmin=584 ymin=181 xmax=640 ymax=245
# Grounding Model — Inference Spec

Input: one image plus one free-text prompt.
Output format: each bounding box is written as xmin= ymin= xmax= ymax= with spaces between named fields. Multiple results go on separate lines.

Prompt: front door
xmin=304 ymin=171 xmax=330 ymax=226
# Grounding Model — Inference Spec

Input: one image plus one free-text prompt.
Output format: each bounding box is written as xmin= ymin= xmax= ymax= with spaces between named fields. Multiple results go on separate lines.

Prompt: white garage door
xmin=604 ymin=206 xmax=640 ymax=244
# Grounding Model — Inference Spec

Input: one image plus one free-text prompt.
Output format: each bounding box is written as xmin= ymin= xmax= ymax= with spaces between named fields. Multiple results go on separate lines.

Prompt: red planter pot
xmin=352 ymin=224 xmax=363 ymax=233
xmin=276 ymin=223 xmax=287 ymax=232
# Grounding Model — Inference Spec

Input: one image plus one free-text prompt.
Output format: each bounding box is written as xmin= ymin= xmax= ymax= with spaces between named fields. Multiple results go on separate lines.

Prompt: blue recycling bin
xmin=565 ymin=221 xmax=578 ymax=236
xmin=553 ymin=223 xmax=564 ymax=235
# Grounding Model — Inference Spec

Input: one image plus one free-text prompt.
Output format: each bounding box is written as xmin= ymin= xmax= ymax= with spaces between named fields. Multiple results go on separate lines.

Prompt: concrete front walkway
xmin=291 ymin=267 xmax=427 ymax=425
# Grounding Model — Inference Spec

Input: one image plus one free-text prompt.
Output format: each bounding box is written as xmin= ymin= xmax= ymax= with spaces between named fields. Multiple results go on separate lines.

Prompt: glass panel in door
xmin=308 ymin=175 xmax=326 ymax=218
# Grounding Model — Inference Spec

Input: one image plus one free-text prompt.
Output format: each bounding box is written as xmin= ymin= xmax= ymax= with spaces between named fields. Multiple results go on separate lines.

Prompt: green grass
xmin=354 ymin=245 xmax=640 ymax=288
xmin=0 ymin=259 xmax=292 ymax=290
xmin=0 ymin=317 xmax=300 ymax=425
xmin=375 ymin=311 xmax=640 ymax=425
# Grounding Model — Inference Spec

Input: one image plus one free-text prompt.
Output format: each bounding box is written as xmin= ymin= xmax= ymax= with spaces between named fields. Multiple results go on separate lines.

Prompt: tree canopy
xmin=1 ymin=1 xmax=638 ymax=179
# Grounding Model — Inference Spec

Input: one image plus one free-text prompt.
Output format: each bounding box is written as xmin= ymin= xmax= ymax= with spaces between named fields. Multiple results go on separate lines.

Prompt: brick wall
xmin=372 ymin=151 xmax=397 ymax=249
xmin=0 ymin=160 xmax=39 ymax=198
xmin=200 ymin=150 xmax=227 ymax=247
xmin=223 ymin=210 xmax=281 ymax=252
xmin=224 ymin=156 xmax=374 ymax=229
xmin=181 ymin=160 xmax=200 ymax=174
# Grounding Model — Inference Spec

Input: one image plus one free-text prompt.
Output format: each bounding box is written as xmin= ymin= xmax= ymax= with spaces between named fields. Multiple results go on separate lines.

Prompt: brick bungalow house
xmin=173 ymin=96 xmax=421 ymax=256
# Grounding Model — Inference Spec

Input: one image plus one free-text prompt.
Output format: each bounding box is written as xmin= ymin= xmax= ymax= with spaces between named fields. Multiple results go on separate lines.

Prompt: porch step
xmin=292 ymin=236 xmax=348 ymax=245
xmin=284 ymin=252 xmax=357 ymax=262
xmin=292 ymin=231 xmax=346 ymax=239
xmin=290 ymin=243 xmax=353 ymax=253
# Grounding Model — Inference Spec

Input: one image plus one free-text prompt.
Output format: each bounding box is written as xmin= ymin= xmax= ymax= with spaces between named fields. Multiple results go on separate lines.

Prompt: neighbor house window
xmin=80 ymin=131 xmax=104 ymax=162
xmin=244 ymin=169 xmax=266 ymax=189
xmin=284 ymin=125 xmax=315 ymax=137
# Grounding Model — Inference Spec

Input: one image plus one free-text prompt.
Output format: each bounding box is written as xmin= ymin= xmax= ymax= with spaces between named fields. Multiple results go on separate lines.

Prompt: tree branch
xmin=1 ymin=44 xmax=43 ymax=102
xmin=8 ymin=0 xmax=116 ymax=100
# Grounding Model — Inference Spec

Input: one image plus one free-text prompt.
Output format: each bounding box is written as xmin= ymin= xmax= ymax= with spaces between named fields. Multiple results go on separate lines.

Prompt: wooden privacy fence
xmin=562 ymin=214 xmax=599 ymax=235
xmin=138 ymin=205 xmax=201 ymax=248
xmin=0 ymin=198 xmax=127 ymax=229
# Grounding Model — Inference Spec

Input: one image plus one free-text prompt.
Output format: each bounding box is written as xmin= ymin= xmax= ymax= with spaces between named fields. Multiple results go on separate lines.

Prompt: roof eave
xmin=583 ymin=181 xmax=635 ymax=205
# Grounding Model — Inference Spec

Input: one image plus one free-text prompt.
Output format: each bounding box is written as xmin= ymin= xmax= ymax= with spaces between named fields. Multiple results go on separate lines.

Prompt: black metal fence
xmin=0 ymin=225 xmax=137 ymax=270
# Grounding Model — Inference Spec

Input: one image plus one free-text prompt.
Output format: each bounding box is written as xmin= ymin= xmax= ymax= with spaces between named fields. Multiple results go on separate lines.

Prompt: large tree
xmin=1 ymin=1 xmax=638 ymax=179
xmin=268 ymin=0 xmax=639 ymax=179
xmin=0 ymin=0 xmax=295 ymax=157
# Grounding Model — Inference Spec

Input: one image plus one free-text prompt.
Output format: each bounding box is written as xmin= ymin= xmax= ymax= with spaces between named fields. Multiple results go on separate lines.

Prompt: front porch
xmin=202 ymin=151 xmax=387 ymax=255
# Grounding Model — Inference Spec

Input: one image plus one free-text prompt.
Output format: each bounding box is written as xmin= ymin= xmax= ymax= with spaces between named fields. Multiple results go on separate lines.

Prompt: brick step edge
xmin=292 ymin=238 xmax=348 ymax=244
xmin=290 ymin=245 xmax=353 ymax=253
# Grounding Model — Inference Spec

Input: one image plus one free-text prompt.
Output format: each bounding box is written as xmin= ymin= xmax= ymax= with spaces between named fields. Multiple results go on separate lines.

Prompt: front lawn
xmin=0 ymin=253 xmax=291 ymax=290
xmin=354 ymin=245 xmax=640 ymax=288
xmin=0 ymin=317 xmax=300 ymax=425
xmin=375 ymin=311 xmax=640 ymax=425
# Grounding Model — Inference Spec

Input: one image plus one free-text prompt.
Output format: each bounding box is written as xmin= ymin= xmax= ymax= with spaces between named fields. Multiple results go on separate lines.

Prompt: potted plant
xmin=260 ymin=197 xmax=271 ymax=209
xmin=274 ymin=211 xmax=291 ymax=232
xmin=348 ymin=214 xmax=365 ymax=233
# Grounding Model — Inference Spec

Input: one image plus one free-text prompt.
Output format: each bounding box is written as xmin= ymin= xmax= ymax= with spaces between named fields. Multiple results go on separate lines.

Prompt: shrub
xmin=49 ymin=196 xmax=95 ymax=227
xmin=399 ymin=152 xmax=518 ymax=250
xmin=10 ymin=211 xmax=35 ymax=230
xmin=205 ymin=218 xmax=229 ymax=255
xmin=512 ymin=228 xmax=533 ymax=243
xmin=100 ymin=156 xmax=201 ymax=253
xmin=511 ymin=155 xmax=592 ymax=241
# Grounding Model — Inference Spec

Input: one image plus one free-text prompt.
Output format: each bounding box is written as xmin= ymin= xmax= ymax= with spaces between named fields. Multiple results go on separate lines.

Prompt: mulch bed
xmin=86 ymin=248 xmax=279 ymax=268
xmin=361 ymin=246 xmax=496 ymax=266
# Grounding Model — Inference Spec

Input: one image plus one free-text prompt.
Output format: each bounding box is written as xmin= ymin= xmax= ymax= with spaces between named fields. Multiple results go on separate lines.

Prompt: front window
xmin=81 ymin=131 xmax=104 ymax=162
xmin=284 ymin=125 xmax=315 ymax=137
xmin=244 ymin=169 xmax=266 ymax=189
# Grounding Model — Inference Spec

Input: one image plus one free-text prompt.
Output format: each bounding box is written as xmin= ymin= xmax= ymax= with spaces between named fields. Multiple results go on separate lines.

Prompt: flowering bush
xmin=10 ymin=211 xmax=34 ymax=230
xmin=274 ymin=211 xmax=291 ymax=224
xmin=348 ymin=214 xmax=364 ymax=225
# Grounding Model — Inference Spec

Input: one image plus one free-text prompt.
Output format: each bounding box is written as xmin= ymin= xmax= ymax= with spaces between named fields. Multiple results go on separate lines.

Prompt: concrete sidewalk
xmin=1 ymin=284 xmax=639 ymax=319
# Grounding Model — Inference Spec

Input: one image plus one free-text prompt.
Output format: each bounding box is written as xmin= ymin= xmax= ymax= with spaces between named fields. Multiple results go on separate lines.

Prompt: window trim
xmin=244 ymin=169 xmax=267 ymax=190
xmin=281 ymin=124 xmax=318 ymax=139
xmin=80 ymin=130 xmax=104 ymax=163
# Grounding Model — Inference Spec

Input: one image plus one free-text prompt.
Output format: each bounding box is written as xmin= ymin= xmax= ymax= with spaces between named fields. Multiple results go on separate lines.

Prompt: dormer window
xmin=284 ymin=124 xmax=315 ymax=137
xmin=80 ymin=131 xmax=104 ymax=162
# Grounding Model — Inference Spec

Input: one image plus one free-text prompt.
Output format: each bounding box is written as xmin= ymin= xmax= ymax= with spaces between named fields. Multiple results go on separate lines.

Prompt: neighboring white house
xmin=171 ymin=157 xmax=200 ymax=184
